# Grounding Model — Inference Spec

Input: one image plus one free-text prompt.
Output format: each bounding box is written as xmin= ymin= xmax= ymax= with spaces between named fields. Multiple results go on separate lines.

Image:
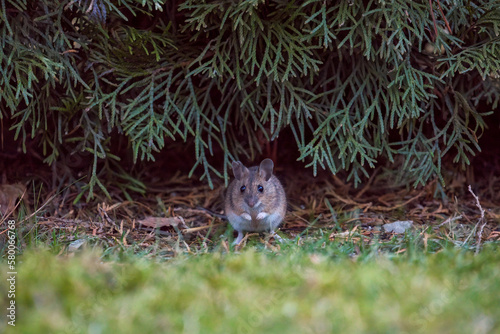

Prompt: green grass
xmin=1 ymin=242 xmax=499 ymax=334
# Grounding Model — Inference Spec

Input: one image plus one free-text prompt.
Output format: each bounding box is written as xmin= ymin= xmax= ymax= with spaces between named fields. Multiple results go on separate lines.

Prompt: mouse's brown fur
xmin=225 ymin=159 xmax=286 ymax=245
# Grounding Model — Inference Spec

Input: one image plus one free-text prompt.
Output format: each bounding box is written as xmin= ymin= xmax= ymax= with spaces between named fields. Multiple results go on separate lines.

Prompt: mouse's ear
xmin=259 ymin=159 xmax=274 ymax=181
xmin=232 ymin=161 xmax=249 ymax=180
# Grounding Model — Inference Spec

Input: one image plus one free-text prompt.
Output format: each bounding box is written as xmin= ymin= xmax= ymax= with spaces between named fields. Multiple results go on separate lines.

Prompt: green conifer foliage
xmin=1 ymin=0 xmax=499 ymax=199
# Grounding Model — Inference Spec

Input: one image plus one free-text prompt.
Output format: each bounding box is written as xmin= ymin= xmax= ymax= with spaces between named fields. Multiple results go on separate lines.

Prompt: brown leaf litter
xmin=0 ymin=161 xmax=499 ymax=254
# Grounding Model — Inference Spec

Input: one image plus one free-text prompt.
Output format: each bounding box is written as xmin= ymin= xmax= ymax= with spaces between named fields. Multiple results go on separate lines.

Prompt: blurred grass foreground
xmin=1 ymin=246 xmax=499 ymax=334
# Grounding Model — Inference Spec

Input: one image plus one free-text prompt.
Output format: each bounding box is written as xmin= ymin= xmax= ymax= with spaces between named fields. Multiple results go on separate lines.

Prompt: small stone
xmin=68 ymin=239 xmax=86 ymax=252
xmin=383 ymin=220 xmax=413 ymax=233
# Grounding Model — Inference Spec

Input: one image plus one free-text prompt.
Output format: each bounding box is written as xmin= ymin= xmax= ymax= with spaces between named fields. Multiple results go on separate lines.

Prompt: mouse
xmin=225 ymin=158 xmax=287 ymax=245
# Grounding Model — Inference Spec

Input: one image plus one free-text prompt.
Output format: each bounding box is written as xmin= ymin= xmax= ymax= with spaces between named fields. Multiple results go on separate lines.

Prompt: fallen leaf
xmin=138 ymin=216 xmax=187 ymax=229
xmin=0 ymin=183 xmax=27 ymax=215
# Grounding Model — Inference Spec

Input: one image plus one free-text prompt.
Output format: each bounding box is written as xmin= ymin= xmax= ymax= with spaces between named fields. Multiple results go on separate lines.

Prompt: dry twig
xmin=468 ymin=185 xmax=487 ymax=255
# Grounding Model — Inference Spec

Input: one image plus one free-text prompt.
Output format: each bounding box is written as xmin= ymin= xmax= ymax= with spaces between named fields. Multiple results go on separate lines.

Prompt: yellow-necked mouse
xmin=225 ymin=158 xmax=286 ymax=245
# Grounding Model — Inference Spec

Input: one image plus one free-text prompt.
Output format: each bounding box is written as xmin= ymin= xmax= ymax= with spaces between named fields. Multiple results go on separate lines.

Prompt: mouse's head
xmin=230 ymin=158 xmax=276 ymax=211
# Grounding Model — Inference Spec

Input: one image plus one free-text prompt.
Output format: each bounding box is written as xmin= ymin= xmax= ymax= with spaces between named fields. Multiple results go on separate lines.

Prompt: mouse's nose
xmin=247 ymin=197 xmax=257 ymax=208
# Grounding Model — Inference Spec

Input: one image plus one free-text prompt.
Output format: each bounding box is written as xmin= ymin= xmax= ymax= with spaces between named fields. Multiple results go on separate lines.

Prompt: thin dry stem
xmin=468 ymin=185 xmax=487 ymax=255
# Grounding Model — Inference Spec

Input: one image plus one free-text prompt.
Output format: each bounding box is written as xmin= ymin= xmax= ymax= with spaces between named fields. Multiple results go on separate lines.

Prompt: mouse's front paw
xmin=256 ymin=212 xmax=269 ymax=220
xmin=240 ymin=213 xmax=252 ymax=220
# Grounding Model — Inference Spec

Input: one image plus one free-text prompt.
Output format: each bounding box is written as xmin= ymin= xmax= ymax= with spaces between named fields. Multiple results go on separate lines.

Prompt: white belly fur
xmin=227 ymin=211 xmax=283 ymax=233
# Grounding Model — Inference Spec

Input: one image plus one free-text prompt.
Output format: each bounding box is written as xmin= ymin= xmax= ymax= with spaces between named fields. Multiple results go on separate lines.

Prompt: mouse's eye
xmin=257 ymin=185 xmax=264 ymax=193
xmin=240 ymin=185 xmax=246 ymax=192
